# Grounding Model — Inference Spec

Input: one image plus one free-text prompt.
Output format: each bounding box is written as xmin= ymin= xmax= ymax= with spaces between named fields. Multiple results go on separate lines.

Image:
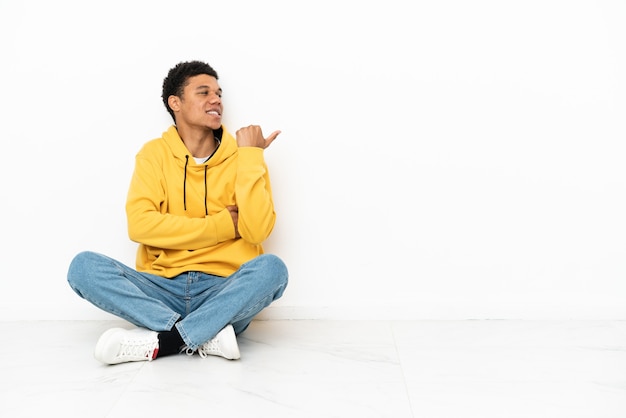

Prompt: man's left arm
xmin=234 ymin=125 xmax=281 ymax=244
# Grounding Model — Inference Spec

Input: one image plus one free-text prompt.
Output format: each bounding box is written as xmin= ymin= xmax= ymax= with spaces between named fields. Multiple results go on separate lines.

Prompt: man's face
xmin=176 ymin=74 xmax=223 ymax=130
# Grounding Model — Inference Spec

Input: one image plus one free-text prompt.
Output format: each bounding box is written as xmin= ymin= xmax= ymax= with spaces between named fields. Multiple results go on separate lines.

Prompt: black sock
xmin=157 ymin=325 xmax=186 ymax=358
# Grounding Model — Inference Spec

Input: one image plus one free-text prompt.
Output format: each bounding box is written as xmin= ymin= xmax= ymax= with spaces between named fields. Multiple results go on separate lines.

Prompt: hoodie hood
xmin=162 ymin=124 xmax=238 ymax=169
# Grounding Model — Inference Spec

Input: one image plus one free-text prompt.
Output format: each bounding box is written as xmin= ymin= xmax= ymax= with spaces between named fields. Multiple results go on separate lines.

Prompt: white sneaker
xmin=94 ymin=327 xmax=159 ymax=365
xmin=196 ymin=324 xmax=240 ymax=360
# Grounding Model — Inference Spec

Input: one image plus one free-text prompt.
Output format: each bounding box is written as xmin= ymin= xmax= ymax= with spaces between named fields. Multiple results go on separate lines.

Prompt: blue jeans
xmin=67 ymin=251 xmax=288 ymax=350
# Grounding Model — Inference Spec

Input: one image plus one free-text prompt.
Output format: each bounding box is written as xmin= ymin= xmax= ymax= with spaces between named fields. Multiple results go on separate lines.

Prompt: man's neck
xmin=177 ymin=126 xmax=218 ymax=158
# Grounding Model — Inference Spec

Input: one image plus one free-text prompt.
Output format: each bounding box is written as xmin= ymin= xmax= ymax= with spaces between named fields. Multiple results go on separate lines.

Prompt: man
xmin=67 ymin=60 xmax=288 ymax=365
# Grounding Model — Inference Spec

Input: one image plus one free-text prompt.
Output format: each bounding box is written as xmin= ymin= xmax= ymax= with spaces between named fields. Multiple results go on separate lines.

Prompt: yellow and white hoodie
xmin=126 ymin=125 xmax=275 ymax=278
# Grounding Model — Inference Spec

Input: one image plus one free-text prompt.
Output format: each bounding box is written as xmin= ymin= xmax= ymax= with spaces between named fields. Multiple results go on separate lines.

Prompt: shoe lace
xmin=120 ymin=339 xmax=158 ymax=360
xmin=197 ymin=338 xmax=223 ymax=358
xmin=182 ymin=340 xmax=220 ymax=358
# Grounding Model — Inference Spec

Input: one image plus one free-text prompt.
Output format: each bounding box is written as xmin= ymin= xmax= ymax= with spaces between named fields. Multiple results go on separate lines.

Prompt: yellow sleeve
xmin=235 ymin=147 xmax=276 ymax=245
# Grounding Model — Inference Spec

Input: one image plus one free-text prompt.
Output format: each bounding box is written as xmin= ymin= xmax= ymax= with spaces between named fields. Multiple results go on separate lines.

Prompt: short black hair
xmin=161 ymin=60 xmax=219 ymax=122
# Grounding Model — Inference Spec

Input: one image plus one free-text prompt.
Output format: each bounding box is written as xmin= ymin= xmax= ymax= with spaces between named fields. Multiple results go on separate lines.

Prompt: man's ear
xmin=168 ymin=95 xmax=180 ymax=112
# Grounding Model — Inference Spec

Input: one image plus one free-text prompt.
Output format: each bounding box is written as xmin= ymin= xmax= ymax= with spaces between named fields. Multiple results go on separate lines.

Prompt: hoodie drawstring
xmin=183 ymin=155 xmax=209 ymax=216
xmin=183 ymin=155 xmax=189 ymax=211
xmin=204 ymin=165 xmax=208 ymax=215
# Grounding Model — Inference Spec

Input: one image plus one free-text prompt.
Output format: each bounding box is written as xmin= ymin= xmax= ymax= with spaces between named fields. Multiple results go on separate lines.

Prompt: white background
xmin=1 ymin=0 xmax=624 ymax=320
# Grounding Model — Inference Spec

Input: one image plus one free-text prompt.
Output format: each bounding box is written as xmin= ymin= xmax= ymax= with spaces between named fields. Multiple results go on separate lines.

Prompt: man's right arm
xmin=125 ymin=156 xmax=237 ymax=250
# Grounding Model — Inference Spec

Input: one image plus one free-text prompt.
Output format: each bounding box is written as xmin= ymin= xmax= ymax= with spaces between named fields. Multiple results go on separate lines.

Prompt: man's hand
xmin=227 ymin=205 xmax=241 ymax=238
xmin=236 ymin=125 xmax=281 ymax=149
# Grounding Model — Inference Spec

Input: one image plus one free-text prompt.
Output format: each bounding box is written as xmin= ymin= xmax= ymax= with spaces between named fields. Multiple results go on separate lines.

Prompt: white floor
xmin=1 ymin=320 xmax=625 ymax=417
